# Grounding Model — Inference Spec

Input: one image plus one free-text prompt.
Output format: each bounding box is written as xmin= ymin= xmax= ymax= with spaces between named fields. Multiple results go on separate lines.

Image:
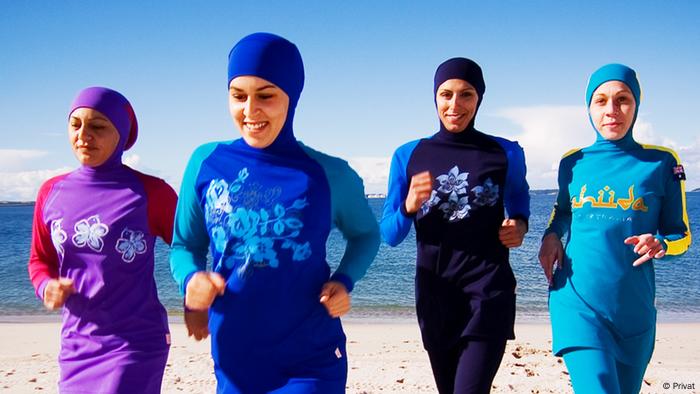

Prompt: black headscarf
xmin=433 ymin=57 xmax=485 ymax=134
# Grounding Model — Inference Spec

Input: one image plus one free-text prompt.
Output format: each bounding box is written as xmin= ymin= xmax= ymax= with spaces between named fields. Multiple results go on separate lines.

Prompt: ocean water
xmin=1 ymin=193 xmax=698 ymax=323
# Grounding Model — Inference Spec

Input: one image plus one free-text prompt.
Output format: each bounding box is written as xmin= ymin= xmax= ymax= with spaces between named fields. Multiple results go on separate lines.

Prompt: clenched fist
xmin=43 ymin=278 xmax=75 ymax=310
xmin=404 ymin=171 xmax=433 ymax=214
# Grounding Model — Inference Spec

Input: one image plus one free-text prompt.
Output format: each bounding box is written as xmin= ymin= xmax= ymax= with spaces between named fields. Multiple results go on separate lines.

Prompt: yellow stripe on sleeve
xmin=641 ymin=144 xmax=692 ymax=255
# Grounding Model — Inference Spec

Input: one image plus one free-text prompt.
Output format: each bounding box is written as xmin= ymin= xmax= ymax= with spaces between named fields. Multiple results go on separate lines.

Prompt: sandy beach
xmin=0 ymin=320 xmax=697 ymax=393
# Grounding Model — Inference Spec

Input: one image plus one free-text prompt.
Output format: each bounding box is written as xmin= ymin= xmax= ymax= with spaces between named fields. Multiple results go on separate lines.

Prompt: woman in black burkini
xmin=380 ymin=58 xmax=530 ymax=393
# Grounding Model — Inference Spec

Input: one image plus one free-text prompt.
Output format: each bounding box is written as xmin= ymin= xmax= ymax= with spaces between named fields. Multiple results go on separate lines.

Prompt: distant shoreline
xmin=5 ymin=189 xmax=698 ymax=204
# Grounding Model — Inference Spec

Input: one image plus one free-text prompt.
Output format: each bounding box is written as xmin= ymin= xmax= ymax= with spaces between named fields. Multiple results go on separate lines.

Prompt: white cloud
xmin=347 ymin=107 xmax=596 ymax=193
xmin=496 ymin=106 xmax=699 ymax=190
xmin=123 ymin=154 xmax=141 ymax=169
xmin=0 ymin=167 xmax=72 ymax=201
xmin=347 ymin=157 xmax=391 ymax=195
xmin=650 ymin=135 xmax=700 ymax=191
xmin=345 ymin=113 xmax=700 ymax=194
xmin=0 ymin=154 xmax=157 ymax=201
xmin=628 ymin=126 xmax=700 ymax=191
xmin=495 ymin=106 xmax=594 ymax=189
xmin=344 ymin=108 xmax=700 ymax=193
xmin=0 ymin=149 xmax=48 ymax=171
xmin=3 ymin=129 xmax=696 ymax=202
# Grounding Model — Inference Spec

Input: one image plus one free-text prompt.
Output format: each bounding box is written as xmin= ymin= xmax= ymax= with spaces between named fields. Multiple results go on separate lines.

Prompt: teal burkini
xmin=545 ymin=64 xmax=691 ymax=368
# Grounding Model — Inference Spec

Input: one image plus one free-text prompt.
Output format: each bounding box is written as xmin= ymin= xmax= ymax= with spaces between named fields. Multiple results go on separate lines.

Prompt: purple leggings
xmin=426 ymin=338 xmax=507 ymax=394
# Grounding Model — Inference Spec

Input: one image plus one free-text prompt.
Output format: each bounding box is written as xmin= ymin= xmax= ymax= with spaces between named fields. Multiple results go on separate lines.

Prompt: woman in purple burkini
xmin=28 ymin=87 xmax=177 ymax=393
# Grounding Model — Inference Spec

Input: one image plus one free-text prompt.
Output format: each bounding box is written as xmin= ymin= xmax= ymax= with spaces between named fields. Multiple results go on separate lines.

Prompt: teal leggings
xmin=562 ymin=348 xmax=647 ymax=394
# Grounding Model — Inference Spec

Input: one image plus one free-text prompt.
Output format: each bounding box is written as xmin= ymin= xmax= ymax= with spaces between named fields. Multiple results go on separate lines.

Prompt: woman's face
xmin=589 ymin=81 xmax=636 ymax=141
xmin=436 ymin=79 xmax=479 ymax=133
xmin=229 ymin=76 xmax=290 ymax=149
xmin=68 ymin=108 xmax=120 ymax=167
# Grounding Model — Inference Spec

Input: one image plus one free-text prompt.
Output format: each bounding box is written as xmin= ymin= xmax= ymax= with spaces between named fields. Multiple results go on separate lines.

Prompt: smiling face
xmin=589 ymin=80 xmax=637 ymax=141
xmin=436 ymin=78 xmax=479 ymax=133
xmin=228 ymin=75 xmax=290 ymax=149
xmin=68 ymin=108 xmax=120 ymax=167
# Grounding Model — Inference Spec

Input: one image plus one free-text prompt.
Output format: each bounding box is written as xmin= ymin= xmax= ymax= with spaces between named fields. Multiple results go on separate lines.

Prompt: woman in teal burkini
xmin=539 ymin=64 xmax=691 ymax=393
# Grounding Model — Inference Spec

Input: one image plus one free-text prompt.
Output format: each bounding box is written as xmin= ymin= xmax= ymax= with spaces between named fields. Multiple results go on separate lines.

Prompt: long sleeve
xmin=544 ymin=151 xmax=579 ymax=239
xmin=502 ymin=141 xmax=530 ymax=223
xmin=170 ymin=144 xmax=217 ymax=294
xmin=301 ymin=145 xmax=380 ymax=292
xmin=379 ymin=140 xmax=420 ymax=247
xmin=656 ymin=150 xmax=691 ymax=255
xmin=329 ymin=163 xmax=380 ymax=292
xmin=28 ymin=177 xmax=63 ymax=299
xmin=136 ymin=172 xmax=178 ymax=245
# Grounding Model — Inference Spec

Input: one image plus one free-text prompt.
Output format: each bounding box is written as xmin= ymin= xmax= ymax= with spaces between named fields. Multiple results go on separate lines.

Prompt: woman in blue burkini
xmin=381 ymin=58 xmax=530 ymax=393
xmin=169 ymin=32 xmax=380 ymax=393
xmin=539 ymin=64 xmax=692 ymax=393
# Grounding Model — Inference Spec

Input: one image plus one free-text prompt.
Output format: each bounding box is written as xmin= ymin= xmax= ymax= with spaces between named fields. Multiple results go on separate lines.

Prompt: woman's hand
xmin=43 ymin=278 xmax=75 ymax=310
xmin=185 ymin=272 xmax=226 ymax=311
xmin=184 ymin=309 xmax=210 ymax=341
xmin=404 ymin=171 xmax=433 ymax=214
xmin=624 ymin=234 xmax=666 ymax=266
xmin=538 ymin=233 xmax=564 ymax=286
xmin=499 ymin=218 xmax=527 ymax=248
xmin=319 ymin=281 xmax=351 ymax=318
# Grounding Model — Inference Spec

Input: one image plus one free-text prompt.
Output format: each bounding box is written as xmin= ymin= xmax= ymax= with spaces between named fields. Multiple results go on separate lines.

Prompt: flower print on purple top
xmin=51 ymin=219 xmax=68 ymax=258
xmin=115 ymin=228 xmax=148 ymax=263
xmin=71 ymin=215 xmax=109 ymax=252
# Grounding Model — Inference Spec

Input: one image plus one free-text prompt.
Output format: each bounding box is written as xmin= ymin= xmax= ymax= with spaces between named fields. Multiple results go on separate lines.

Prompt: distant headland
xmin=3 ymin=188 xmax=698 ymax=206
xmin=0 ymin=201 xmax=34 ymax=206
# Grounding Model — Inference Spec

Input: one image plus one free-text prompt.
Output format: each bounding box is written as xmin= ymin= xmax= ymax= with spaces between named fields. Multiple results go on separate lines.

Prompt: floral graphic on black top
xmin=420 ymin=166 xmax=472 ymax=222
xmin=471 ymin=178 xmax=499 ymax=207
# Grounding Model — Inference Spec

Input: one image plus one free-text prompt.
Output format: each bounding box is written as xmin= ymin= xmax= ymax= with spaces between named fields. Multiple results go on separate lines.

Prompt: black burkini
xmin=380 ymin=58 xmax=530 ymax=393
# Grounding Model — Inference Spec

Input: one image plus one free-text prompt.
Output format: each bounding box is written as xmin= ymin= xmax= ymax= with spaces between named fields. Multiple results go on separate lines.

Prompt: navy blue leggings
xmin=426 ymin=338 xmax=507 ymax=394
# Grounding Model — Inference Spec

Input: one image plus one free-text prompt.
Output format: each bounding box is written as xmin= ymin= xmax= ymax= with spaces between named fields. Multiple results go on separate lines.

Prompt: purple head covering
xmin=69 ymin=87 xmax=138 ymax=168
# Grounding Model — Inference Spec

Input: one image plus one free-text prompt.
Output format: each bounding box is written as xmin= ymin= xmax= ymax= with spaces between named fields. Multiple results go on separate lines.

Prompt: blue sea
xmin=1 ymin=192 xmax=698 ymax=323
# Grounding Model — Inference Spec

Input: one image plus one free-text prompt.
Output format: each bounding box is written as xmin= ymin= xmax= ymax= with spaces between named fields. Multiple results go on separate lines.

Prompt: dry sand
xmin=0 ymin=320 xmax=697 ymax=393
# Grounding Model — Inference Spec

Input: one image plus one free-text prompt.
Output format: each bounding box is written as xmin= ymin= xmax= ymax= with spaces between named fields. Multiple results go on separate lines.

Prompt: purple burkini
xmin=28 ymin=87 xmax=177 ymax=393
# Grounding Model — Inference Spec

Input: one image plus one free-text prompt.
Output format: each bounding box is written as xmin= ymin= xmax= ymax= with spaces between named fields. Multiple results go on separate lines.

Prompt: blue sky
xmin=2 ymin=1 xmax=699 ymax=199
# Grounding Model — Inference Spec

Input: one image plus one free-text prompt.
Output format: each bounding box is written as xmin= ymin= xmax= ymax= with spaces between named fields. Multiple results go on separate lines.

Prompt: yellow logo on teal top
xmin=571 ymin=185 xmax=648 ymax=212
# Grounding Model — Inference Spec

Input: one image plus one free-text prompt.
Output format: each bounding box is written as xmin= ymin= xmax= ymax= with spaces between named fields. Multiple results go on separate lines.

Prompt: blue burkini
xmin=170 ymin=33 xmax=379 ymax=393
xmin=380 ymin=58 xmax=530 ymax=350
xmin=545 ymin=64 xmax=691 ymax=367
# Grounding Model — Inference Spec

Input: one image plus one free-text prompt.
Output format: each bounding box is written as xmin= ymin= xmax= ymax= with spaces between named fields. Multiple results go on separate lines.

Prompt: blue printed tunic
xmin=170 ymin=138 xmax=379 ymax=391
xmin=545 ymin=138 xmax=691 ymax=366
xmin=380 ymin=130 xmax=530 ymax=349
